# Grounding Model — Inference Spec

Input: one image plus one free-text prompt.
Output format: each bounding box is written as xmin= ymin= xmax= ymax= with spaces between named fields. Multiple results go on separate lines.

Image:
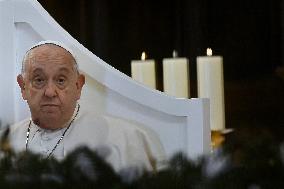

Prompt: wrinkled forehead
xmin=29 ymin=44 xmax=73 ymax=60
xmin=26 ymin=44 xmax=76 ymax=71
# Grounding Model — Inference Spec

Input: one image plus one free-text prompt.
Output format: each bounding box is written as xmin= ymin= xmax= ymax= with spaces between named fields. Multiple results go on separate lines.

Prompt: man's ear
xmin=17 ymin=74 xmax=27 ymax=100
xmin=76 ymin=74 xmax=85 ymax=100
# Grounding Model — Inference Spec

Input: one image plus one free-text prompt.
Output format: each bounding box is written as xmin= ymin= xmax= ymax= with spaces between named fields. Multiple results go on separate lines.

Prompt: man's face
xmin=17 ymin=44 xmax=85 ymax=129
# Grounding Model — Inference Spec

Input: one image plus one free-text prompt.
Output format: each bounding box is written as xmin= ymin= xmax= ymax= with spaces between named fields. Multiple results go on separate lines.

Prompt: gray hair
xmin=21 ymin=40 xmax=79 ymax=76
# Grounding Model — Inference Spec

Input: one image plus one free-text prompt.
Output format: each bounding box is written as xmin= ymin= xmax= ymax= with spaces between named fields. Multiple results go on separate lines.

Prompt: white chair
xmin=0 ymin=0 xmax=211 ymax=159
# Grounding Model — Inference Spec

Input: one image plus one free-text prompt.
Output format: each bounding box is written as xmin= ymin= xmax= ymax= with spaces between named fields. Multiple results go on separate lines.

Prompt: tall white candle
xmin=131 ymin=52 xmax=156 ymax=89
xmin=163 ymin=51 xmax=189 ymax=98
xmin=197 ymin=48 xmax=225 ymax=131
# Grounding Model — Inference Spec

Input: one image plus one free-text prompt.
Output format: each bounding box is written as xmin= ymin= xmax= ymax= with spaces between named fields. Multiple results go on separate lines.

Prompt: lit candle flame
xmin=207 ymin=48 xmax=213 ymax=56
xmin=172 ymin=50 xmax=178 ymax=58
xmin=141 ymin=52 xmax=147 ymax=60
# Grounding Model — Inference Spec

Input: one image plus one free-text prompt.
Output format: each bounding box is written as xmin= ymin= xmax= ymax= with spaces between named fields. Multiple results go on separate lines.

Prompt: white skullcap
xmin=28 ymin=40 xmax=76 ymax=60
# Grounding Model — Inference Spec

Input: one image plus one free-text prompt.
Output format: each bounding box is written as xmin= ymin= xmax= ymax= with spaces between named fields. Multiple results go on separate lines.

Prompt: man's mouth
xmin=41 ymin=104 xmax=59 ymax=107
xmin=41 ymin=104 xmax=60 ymax=109
xmin=40 ymin=104 xmax=60 ymax=112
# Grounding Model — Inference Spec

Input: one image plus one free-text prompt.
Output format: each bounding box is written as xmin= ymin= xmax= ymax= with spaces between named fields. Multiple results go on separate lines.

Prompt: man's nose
xmin=44 ymin=81 xmax=57 ymax=97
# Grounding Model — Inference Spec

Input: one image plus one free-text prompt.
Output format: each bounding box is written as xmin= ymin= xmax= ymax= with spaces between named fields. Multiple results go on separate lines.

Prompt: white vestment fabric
xmin=9 ymin=105 xmax=167 ymax=172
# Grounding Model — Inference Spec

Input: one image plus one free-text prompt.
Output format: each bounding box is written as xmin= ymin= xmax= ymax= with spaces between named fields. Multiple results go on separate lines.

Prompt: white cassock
xmin=9 ymin=104 xmax=167 ymax=172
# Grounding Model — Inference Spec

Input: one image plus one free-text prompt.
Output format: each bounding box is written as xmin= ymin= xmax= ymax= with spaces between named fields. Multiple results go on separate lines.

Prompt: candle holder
xmin=211 ymin=128 xmax=234 ymax=150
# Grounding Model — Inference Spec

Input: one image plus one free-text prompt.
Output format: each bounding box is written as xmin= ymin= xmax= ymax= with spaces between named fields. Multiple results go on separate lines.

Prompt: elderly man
xmin=9 ymin=41 xmax=166 ymax=172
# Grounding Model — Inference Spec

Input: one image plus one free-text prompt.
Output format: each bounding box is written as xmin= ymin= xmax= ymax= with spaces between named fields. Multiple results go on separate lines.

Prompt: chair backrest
xmin=0 ymin=0 xmax=211 ymax=159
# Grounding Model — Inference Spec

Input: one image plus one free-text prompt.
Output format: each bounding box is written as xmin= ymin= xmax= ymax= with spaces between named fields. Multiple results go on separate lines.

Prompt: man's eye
xmin=34 ymin=78 xmax=44 ymax=84
xmin=56 ymin=77 xmax=68 ymax=89
xmin=32 ymin=78 xmax=45 ymax=88
xmin=57 ymin=78 xmax=65 ymax=84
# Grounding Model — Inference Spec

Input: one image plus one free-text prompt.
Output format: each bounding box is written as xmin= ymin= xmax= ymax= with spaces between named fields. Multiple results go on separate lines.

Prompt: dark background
xmin=38 ymin=0 xmax=284 ymax=130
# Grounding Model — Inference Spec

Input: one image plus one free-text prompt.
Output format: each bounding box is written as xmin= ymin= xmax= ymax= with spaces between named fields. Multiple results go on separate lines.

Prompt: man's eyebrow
xmin=58 ymin=67 xmax=72 ymax=73
xmin=31 ymin=68 xmax=44 ymax=75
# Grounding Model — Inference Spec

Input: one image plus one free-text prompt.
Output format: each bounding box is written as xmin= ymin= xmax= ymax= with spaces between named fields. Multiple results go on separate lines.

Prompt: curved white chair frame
xmin=0 ymin=0 xmax=210 ymax=159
